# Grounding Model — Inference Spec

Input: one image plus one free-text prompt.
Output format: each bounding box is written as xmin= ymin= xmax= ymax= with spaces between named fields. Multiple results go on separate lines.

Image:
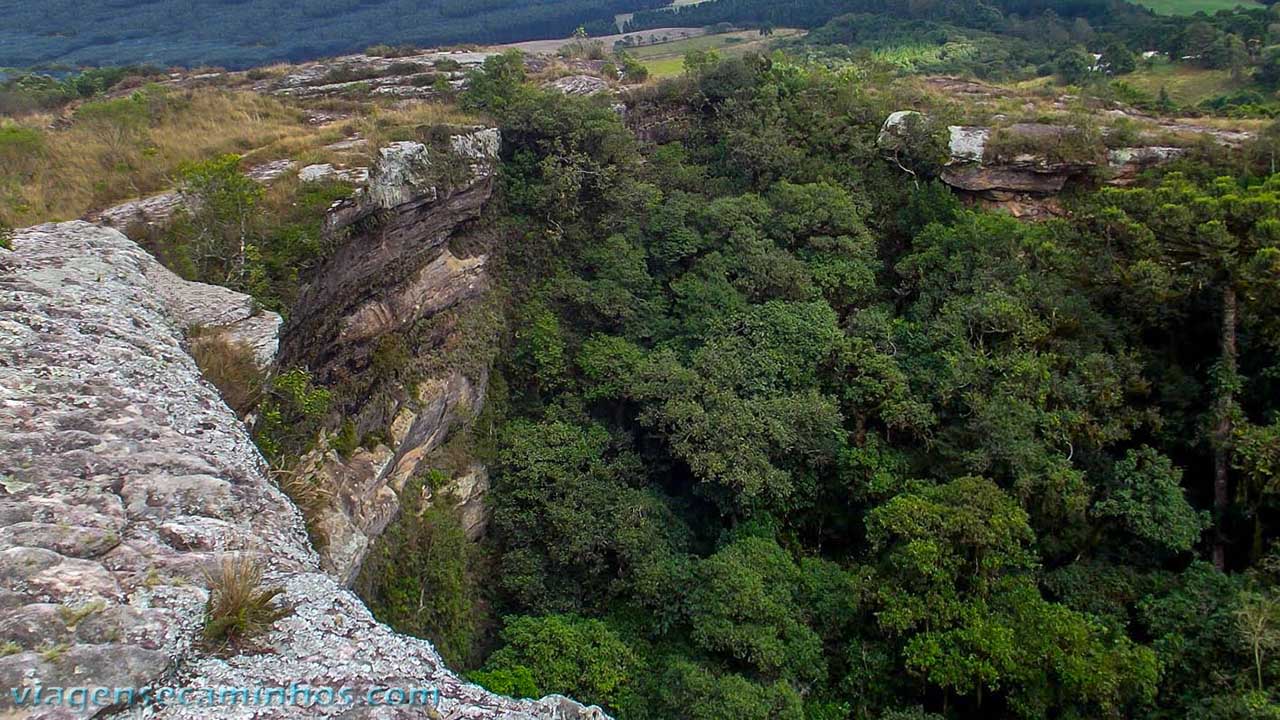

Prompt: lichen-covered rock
xmin=543 ymin=75 xmax=609 ymax=96
xmin=261 ymin=51 xmax=494 ymax=100
xmin=144 ymin=261 xmax=283 ymax=370
xmin=947 ymin=125 xmax=991 ymax=163
xmin=1107 ymin=145 xmax=1186 ymax=185
xmin=299 ymin=163 xmax=369 ymax=185
xmin=0 ymin=221 xmax=605 ymax=719
xmin=878 ymin=110 xmax=929 ymax=150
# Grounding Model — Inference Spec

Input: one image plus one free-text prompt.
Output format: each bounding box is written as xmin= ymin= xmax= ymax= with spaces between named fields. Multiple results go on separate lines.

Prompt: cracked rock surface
xmin=0 ymin=222 xmax=605 ymax=720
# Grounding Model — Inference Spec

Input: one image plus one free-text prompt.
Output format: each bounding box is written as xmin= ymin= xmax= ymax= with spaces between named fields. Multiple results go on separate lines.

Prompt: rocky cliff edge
xmin=0 ymin=222 xmax=604 ymax=719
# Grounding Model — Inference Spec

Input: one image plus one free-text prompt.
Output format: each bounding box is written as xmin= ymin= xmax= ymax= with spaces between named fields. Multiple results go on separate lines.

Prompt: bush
xmin=0 ymin=122 xmax=44 ymax=177
xmin=189 ymin=327 xmax=263 ymax=415
xmin=253 ymin=367 xmax=332 ymax=462
xmin=474 ymin=614 xmax=638 ymax=711
xmin=272 ymin=467 xmax=333 ymax=549
xmin=202 ymin=556 xmax=288 ymax=647
xmin=365 ymin=43 xmax=419 ymax=58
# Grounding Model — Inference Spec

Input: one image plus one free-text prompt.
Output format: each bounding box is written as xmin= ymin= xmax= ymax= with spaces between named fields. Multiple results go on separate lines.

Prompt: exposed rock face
xmin=946 ymin=125 xmax=990 ymax=163
xmin=941 ymin=123 xmax=1098 ymax=195
xmin=259 ymin=51 xmax=493 ymax=100
xmin=145 ymin=261 xmax=282 ymax=371
xmin=878 ymin=108 xmax=1246 ymax=210
xmin=544 ymin=75 xmax=610 ymax=96
xmin=1107 ymin=145 xmax=1187 ymax=185
xmin=0 ymin=221 xmax=603 ymax=719
xmin=299 ymin=163 xmax=369 ymax=185
xmin=300 ymin=369 xmax=489 ymax=583
xmin=877 ymin=110 xmax=929 ymax=151
xmin=279 ymin=128 xmax=502 ymax=581
xmin=878 ymin=111 xmax=1215 ymax=217
xmin=283 ymin=127 xmax=498 ymax=381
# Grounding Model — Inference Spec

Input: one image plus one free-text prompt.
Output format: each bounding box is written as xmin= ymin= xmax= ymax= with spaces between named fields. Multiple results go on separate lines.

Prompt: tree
xmin=1257 ymin=45 xmax=1280 ymax=89
xmin=1102 ymin=40 xmax=1136 ymax=75
xmin=1237 ymin=590 xmax=1280 ymax=692
xmin=1092 ymin=446 xmax=1208 ymax=554
xmin=868 ymin=477 xmax=1157 ymax=716
xmin=1205 ymin=33 xmax=1250 ymax=79
xmin=176 ymin=153 xmax=263 ymax=287
xmin=475 ymin=614 xmax=638 ymax=711
xmin=1055 ymin=45 xmax=1094 ymax=85
xmin=461 ymin=50 xmax=527 ymax=113
xmin=356 ymin=476 xmax=476 ymax=666
xmin=686 ymin=536 xmax=827 ymax=685
xmin=491 ymin=419 xmax=681 ymax=613
xmin=656 ymin=660 xmax=804 ymax=720
xmin=1095 ymin=175 xmax=1280 ymax=569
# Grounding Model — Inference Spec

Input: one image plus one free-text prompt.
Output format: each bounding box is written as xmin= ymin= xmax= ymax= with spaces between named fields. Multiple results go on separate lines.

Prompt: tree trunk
xmin=1212 ymin=284 xmax=1238 ymax=572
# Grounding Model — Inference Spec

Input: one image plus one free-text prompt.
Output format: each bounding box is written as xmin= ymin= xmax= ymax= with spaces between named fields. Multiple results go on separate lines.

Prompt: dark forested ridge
xmin=3 ymin=0 xmax=1278 ymax=70
xmin=0 ymin=0 xmax=667 ymax=70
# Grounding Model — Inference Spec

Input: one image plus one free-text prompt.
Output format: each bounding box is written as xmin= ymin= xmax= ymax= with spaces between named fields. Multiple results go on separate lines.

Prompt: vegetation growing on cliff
xmin=437 ymin=50 xmax=1280 ymax=720
xmin=12 ymin=7 xmax=1280 ymax=715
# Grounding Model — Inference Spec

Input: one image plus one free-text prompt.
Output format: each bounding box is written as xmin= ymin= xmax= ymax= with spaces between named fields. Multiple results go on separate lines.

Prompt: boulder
xmin=544 ymin=74 xmax=610 ymax=96
xmin=878 ymin=110 xmax=929 ymax=150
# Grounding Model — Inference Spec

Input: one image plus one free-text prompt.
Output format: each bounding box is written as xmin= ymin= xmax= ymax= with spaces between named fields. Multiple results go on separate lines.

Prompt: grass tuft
xmin=189 ymin=327 xmax=264 ymax=415
xmin=272 ymin=466 xmax=334 ymax=549
xmin=202 ymin=555 xmax=289 ymax=647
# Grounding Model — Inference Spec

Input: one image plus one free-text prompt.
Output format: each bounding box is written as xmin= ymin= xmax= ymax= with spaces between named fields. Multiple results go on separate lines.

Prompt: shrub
xmin=253 ymin=367 xmax=332 ymax=462
xmin=174 ymin=153 xmax=264 ymax=287
xmin=474 ymin=614 xmax=638 ymax=711
xmin=272 ymin=467 xmax=333 ymax=549
xmin=468 ymin=666 xmax=540 ymax=698
xmin=202 ymin=556 xmax=288 ymax=647
xmin=366 ymin=43 xmax=419 ymax=58
xmin=189 ymin=327 xmax=263 ymax=415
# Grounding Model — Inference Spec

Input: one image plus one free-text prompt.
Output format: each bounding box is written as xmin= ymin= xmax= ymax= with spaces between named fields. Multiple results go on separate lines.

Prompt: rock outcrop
xmin=879 ymin=111 xmax=1204 ymax=217
xmin=939 ymin=123 xmax=1101 ymax=195
xmin=543 ymin=75 xmax=610 ymax=96
xmin=278 ymin=127 xmax=502 ymax=581
xmin=258 ymin=51 xmax=493 ymax=100
xmin=0 ymin=221 xmax=602 ymax=719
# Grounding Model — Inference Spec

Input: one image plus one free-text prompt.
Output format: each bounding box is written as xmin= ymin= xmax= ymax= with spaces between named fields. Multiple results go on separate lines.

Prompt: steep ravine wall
xmin=0 ymin=221 xmax=603 ymax=719
xmin=278 ymin=128 xmax=503 ymax=584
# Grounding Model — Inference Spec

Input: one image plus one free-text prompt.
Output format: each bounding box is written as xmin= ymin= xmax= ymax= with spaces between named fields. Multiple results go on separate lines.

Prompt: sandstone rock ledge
xmin=0 ymin=222 xmax=604 ymax=719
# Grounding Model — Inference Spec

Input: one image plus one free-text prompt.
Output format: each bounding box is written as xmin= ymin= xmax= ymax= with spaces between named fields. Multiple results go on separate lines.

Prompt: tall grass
xmin=0 ymin=86 xmax=329 ymax=227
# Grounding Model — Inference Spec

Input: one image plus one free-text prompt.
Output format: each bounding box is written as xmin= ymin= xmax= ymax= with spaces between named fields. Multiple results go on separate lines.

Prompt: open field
xmin=1123 ymin=60 xmax=1244 ymax=105
xmin=1132 ymin=0 xmax=1264 ymax=14
xmin=490 ymin=27 xmax=705 ymax=55
xmin=629 ymin=28 xmax=806 ymax=77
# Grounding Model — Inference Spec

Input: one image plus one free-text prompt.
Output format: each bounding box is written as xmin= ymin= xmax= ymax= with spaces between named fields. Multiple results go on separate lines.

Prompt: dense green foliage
xmin=142 ymin=154 xmax=354 ymax=314
xmin=357 ymin=474 xmax=479 ymax=666
xmin=432 ymin=50 xmax=1280 ymax=719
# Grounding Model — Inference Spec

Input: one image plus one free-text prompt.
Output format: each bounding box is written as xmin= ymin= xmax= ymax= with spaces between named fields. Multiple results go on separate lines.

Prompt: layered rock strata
xmin=278 ymin=128 xmax=502 ymax=582
xmin=0 ymin=221 xmax=602 ymax=720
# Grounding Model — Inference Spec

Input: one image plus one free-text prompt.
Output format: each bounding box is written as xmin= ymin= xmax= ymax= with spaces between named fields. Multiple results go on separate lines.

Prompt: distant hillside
xmin=0 ymin=0 xmax=668 ymax=70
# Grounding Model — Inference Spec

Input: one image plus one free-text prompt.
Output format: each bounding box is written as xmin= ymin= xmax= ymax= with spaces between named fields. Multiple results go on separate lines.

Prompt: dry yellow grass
xmin=351 ymin=102 xmax=481 ymax=161
xmin=1 ymin=86 xmax=330 ymax=227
